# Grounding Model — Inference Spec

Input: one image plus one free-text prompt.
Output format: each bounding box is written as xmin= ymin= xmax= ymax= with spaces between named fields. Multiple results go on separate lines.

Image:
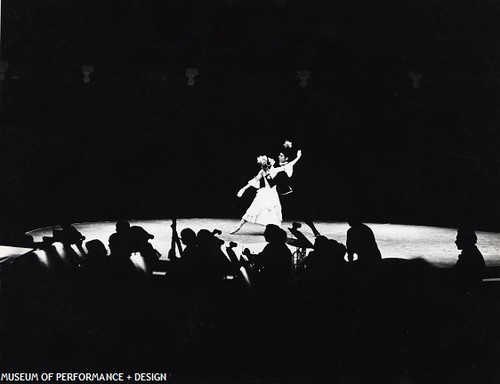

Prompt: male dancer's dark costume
xmin=269 ymin=143 xmax=320 ymax=237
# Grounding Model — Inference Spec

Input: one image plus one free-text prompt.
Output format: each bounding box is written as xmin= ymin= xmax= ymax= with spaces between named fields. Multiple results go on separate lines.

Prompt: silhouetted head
xmin=85 ymin=239 xmax=108 ymax=257
xmin=346 ymin=206 xmax=364 ymax=227
xmin=347 ymin=212 xmax=363 ymax=227
xmin=196 ymin=228 xmax=224 ymax=249
xmin=180 ymin=228 xmax=197 ymax=247
xmin=455 ymin=228 xmax=477 ymax=250
xmin=116 ymin=221 xmax=130 ymax=233
xmin=197 ymin=229 xmax=214 ymax=248
xmin=264 ymin=224 xmax=286 ymax=244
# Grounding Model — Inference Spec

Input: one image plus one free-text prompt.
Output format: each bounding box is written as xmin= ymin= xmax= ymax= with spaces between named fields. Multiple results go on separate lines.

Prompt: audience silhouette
xmin=346 ymin=219 xmax=382 ymax=264
xmin=196 ymin=229 xmax=232 ymax=284
xmin=107 ymin=220 xmax=161 ymax=274
xmin=108 ymin=221 xmax=159 ymax=269
xmin=176 ymin=228 xmax=199 ymax=276
xmin=0 ymin=218 xmax=497 ymax=383
xmin=59 ymin=222 xmax=86 ymax=247
xmin=452 ymin=227 xmax=486 ymax=293
xmin=109 ymin=220 xmax=132 ymax=260
xmin=84 ymin=239 xmax=108 ymax=270
xmin=128 ymin=224 xmax=160 ymax=267
xmin=303 ymin=235 xmax=347 ymax=283
xmin=244 ymin=224 xmax=293 ymax=291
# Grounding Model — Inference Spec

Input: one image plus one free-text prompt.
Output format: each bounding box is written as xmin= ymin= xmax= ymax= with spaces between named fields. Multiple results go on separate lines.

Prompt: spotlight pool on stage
xmin=26 ymin=218 xmax=500 ymax=268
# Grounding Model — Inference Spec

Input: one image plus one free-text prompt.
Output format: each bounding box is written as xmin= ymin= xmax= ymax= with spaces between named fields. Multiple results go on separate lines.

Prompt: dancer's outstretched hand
xmin=237 ymin=188 xmax=245 ymax=198
xmin=297 ymin=149 xmax=302 ymax=158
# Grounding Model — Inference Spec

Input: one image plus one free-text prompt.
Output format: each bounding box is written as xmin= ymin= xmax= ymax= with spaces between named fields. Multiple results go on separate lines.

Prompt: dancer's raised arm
xmin=270 ymin=149 xmax=302 ymax=178
xmin=288 ymin=149 xmax=302 ymax=167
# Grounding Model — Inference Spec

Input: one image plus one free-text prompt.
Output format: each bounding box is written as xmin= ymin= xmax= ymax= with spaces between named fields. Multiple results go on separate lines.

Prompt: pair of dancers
xmin=230 ymin=141 xmax=320 ymax=237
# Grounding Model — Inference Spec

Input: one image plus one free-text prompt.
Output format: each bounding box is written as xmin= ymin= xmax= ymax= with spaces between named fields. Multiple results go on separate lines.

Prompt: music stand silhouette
xmin=287 ymin=222 xmax=314 ymax=275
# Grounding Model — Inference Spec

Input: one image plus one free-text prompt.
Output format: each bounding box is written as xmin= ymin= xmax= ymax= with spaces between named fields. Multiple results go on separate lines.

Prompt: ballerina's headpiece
xmin=280 ymin=140 xmax=294 ymax=159
xmin=257 ymin=155 xmax=275 ymax=168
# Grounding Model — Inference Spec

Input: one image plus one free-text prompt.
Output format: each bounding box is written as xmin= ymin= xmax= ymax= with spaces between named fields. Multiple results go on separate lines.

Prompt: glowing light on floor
xmin=131 ymin=253 xmax=147 ymax=273
xmin=53 ymin=242 xmax=64 ymax=254
xmin=240 ymin=266 xmax=251 ymax=287
xmin=52 ymin=242 xmax=73 ymax=265
xmin=34 ymin=250 xmax=50 ymax=267
xmin=71 ymin=244 xmax=84 ymax=258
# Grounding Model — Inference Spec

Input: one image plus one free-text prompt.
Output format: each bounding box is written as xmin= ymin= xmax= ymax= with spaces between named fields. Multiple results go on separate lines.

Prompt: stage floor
xmin=26 ymin=218 xmax=500 ymax=268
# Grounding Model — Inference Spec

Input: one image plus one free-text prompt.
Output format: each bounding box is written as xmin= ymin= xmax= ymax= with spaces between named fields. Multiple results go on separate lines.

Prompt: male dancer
xmin=269 ymin=141 xmax=321 ymax=237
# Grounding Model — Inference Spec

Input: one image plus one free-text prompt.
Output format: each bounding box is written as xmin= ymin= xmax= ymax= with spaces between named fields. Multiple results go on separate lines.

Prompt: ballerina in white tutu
xmin=230 ymin=155 xmax=282 ymax=234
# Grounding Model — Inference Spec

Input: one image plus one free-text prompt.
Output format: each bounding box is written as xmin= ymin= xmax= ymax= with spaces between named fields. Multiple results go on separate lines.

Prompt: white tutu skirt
xmin=243 ymin=187 xmax=282 ymax=226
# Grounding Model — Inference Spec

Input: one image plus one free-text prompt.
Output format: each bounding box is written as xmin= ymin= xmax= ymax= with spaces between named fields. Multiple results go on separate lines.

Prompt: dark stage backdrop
xmin=1 ymin=0 xmax=499 ymax=233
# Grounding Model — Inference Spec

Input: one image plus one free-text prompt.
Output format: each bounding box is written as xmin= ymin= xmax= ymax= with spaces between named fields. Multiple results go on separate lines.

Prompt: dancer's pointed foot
xmin=313 ymin=231 xmax=321 ymax=237
xmin=231 ymin=220 xmax=246 ymax=234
